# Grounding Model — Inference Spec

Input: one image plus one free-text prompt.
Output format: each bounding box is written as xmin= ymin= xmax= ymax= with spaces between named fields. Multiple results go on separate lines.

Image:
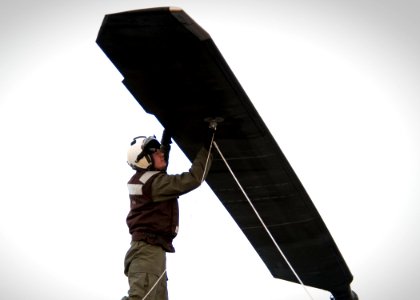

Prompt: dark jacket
xmin=126 ymin=147 xmax=211 ymax=252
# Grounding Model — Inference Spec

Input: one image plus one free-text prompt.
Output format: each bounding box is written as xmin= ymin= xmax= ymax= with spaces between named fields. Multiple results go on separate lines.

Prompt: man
xmin=121 ymin=128 xmax=214 ymax=300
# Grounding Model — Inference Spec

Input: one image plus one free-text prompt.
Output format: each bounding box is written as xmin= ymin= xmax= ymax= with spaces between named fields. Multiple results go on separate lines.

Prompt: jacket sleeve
xmin=150 ymin=147 xmax=212 ymax=202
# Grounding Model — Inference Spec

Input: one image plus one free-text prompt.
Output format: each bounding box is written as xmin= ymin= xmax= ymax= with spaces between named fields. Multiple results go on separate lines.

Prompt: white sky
xmin=1 ymin=1 xmax=419 ymax=299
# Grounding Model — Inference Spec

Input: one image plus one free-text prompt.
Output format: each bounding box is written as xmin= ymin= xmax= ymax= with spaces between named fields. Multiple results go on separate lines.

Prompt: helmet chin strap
xmin=145 ymin=155 xmax=153 ymax=169
xmin=135 ymin=151 xmax=153 ymax=169
xmin=135 ymin=151 xmax=146 ymax=163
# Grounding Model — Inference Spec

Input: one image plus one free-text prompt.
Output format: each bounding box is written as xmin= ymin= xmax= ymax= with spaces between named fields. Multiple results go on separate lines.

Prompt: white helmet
xmin=127 ymin=135 xmax=161 ymax=170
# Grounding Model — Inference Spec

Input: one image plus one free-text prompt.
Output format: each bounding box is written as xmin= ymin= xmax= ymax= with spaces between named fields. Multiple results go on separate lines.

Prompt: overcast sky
xmin=1 ymin=1 xmax=419 ymax=299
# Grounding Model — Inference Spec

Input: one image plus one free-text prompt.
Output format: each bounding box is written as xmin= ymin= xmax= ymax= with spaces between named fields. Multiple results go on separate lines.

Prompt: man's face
xmin=152 ymin=149 xmax=167 ymax=170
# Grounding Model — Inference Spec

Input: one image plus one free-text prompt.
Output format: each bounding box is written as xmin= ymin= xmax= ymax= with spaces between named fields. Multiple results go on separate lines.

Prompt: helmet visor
xmin=142 ymin=136 xmax=161 ymax=154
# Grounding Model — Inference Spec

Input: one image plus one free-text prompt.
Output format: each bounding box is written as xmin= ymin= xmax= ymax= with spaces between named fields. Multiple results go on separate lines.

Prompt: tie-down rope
xmin=143 ymin=130 xmax=214 ymax=300
xmin=201 ymin=130 xmax=216 ymax=183
xmin=212 ymin=140 xmax=315 ymax=300
xmin=143 ymin=130 xmax=213 ymax=300
xmin=142 ymin=269 xmax=167 ymax=300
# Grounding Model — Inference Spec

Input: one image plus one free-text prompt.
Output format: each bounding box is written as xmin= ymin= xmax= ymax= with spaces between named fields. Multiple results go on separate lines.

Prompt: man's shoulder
xmin=140 ymin=170 xmax=161 ymax=184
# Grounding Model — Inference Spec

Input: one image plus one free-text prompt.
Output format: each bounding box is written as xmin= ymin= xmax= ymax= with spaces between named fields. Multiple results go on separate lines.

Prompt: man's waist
xmin=131 ymin=231 xmax=175 ymax=252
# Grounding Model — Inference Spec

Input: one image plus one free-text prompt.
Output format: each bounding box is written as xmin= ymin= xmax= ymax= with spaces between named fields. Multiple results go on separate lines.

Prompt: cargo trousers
xmin=123 ymin=241 xmax=168 ymax=300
